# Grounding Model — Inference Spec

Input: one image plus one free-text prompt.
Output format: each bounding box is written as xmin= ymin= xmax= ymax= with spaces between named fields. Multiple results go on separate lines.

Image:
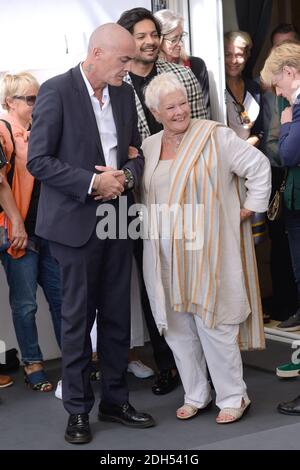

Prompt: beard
xmin=135 ymin=46 xmax=159 ymax=64
xmin=136 ymin=56 xmax=157 ymax=65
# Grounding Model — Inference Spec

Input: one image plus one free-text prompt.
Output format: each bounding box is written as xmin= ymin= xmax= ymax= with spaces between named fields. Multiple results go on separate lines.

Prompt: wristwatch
xmin=123 ymin=168 xmax=135 ymax=190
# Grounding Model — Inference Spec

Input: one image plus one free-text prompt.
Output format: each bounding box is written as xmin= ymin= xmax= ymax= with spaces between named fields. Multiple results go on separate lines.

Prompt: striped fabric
xmin=168 ymin=119 xmax=265 ymax=350
xmin=169 ymin=119 xmax=220 ymax=327
xmin=236 ymin=179 xmax=265 ymax=350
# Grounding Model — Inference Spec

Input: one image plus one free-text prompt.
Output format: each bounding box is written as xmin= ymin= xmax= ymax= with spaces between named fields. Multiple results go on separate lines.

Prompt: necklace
xmin=226 ymin=77 xmax=245 ymax=104
xmin=226 ymin=84 xmax=251 ymax=129
xmin=162 ymin=132 xmax=185 ymax=150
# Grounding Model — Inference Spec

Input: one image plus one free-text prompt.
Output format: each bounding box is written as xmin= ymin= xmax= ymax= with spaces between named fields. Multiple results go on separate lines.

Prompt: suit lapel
xmin=109 ymin=85 xmax=124 ymax=168
xmin=71 ymin=65 xmax=105 ymax=165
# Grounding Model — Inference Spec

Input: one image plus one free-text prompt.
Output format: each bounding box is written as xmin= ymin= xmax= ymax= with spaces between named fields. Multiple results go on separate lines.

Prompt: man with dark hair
xmin=117 ymin=7 xmax=208 ymax=396
xmin=118 ymin=7 xmax=208 ymax=140
xmin=270 ymin=23 xmax=300 ymax=48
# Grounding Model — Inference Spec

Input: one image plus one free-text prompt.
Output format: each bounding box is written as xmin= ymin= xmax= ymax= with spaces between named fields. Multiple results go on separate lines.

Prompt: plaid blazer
xmin=124 ymin=59 xmax=209 ymax=141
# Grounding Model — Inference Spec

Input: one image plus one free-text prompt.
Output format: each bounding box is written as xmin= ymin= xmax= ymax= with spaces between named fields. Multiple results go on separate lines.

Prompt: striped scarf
xmin=169 ymin=119 xmax=220 ymax=327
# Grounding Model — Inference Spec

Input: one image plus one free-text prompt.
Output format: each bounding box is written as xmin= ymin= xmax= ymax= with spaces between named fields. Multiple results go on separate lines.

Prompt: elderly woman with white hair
xmin=141 ymin=72 xmax=271 ymax=423
xmin=154 ymin=8 xmax=210 ymax=111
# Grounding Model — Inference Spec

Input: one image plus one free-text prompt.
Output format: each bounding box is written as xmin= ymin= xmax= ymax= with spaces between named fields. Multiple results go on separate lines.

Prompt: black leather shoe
xmin=98 ymin=401 xmax=155 ymax=428
xmin=152 ymin=369 xmax=179 ymax=395
xmin=65 ymin=413 xmax=92 ymax=444
xmin=278 ymin=395 xmax=300 ymax=415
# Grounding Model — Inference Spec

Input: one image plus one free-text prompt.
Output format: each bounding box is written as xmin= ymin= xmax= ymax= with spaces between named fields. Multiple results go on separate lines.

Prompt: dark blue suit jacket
xmin=279 ymin=96 xmax=300 ymax=167
xmin=278 ymin=95 xmax=300 ymax=209
xmin=27 ymin=65 xmax=144 ymax=247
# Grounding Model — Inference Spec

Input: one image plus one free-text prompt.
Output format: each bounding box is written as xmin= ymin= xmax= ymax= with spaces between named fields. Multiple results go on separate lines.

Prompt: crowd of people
xmin=0 ymin=6 xmax=300 ymax=443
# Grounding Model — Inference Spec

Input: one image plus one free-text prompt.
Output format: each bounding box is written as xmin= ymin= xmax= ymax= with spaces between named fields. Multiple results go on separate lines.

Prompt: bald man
xmin=28 ymin=23 xmax=154 ymax=444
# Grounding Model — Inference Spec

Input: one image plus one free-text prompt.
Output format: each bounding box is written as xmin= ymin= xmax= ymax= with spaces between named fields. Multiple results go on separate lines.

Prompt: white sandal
xmin=216 ymin=397 xmax=251 ymax=424
xmin=176 ymin=403 xmax=200 ymax=420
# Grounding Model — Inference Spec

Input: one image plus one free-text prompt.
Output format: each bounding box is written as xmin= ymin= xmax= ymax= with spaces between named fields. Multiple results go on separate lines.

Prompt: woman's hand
xmin=128 ymin=146 xmax=139 ymax=159
xmin=281 ymin=106 xmax=293 ymax=124
xmin=10 ymin=218 xmax=28 ymax=251
xmin=240 ymin=207 xmax=254 ymax=222
xmin=246 ymin=135 xmax=260 ymax=147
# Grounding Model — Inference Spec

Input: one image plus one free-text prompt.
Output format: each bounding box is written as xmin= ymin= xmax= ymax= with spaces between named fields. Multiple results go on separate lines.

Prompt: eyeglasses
xmin=233 ymin=102 xmax=251 ymax=128
xmin=163 ymin=32 xmax=188 ymax=46
xmin=13 ymin=95 xmax=37 ymax=106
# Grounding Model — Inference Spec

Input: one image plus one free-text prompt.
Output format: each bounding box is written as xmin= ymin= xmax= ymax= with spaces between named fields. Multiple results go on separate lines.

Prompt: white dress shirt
xmin=80 ymin=64 xmax=118 ymax=193
xmin=292 ymin=86 xmax=300 ymax=105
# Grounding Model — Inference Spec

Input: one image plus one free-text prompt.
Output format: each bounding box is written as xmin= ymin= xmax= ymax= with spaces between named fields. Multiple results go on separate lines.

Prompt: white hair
xmin=154 ymin=9 xmax=183 ymax=36
xmin=144 ymin=72 xmax=187 ymax=111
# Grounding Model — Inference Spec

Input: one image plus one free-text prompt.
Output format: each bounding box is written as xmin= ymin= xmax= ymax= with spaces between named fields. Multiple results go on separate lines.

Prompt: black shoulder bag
xmin=267 ymin=169 xmax=287 ymax=222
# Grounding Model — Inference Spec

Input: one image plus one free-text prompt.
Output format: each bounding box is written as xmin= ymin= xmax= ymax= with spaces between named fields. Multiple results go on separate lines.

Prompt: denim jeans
xmin=284 ymin=208 xmax=300 ymax=302
xmin=1 ymin=236 xmax=61 ymax=363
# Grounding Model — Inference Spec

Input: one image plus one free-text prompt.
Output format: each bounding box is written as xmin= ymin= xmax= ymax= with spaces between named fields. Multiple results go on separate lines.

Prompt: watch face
xmin=124 ymin=169 xmax=134 ymax=190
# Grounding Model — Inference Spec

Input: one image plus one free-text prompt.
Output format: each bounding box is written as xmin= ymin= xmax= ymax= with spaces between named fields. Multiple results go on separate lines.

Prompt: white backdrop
xmin=0 ymin=0 xmax=151 ymax=361
xmin=189 ymin=0 xmax=226 ymax=123
xmin=0 ymin=0 xmax=151 ymax=84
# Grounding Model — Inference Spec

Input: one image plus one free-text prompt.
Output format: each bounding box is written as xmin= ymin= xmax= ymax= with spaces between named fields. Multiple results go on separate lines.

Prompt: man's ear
xmin=94 ymin=47 xmax=103 ymax=59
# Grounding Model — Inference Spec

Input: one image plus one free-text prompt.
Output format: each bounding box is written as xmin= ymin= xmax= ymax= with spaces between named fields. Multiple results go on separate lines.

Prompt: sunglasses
xmin=163 ymin=31 xmax=188 ymax=46
xmin=13 ymin=95 xmax=37 ymax=106
xmin=233 ymin=102 xmax=251 ymax=128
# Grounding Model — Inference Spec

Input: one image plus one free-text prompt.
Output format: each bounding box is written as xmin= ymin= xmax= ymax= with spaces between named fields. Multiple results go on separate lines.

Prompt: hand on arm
xmin=128 ymin=146 xmax=139 ymax=159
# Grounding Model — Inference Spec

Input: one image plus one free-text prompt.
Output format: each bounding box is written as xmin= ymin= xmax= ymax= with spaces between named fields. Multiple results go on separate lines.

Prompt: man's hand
xmin=92 ymin=165 xmax=125 ymax=201
xmin=240 ymin=207 xmax=254 ymax=222
xmin=281 ymin=106 xmax=293 ymax=124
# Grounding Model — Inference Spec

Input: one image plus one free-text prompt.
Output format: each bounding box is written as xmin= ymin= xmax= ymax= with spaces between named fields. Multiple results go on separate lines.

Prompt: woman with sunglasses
xmin=0 ymin=72 xmax=61 ymax=392
xmin=154 ymin=9 xmax=210 ymax=112
xmin=224 ymin=31 xmax=263 ymax=145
